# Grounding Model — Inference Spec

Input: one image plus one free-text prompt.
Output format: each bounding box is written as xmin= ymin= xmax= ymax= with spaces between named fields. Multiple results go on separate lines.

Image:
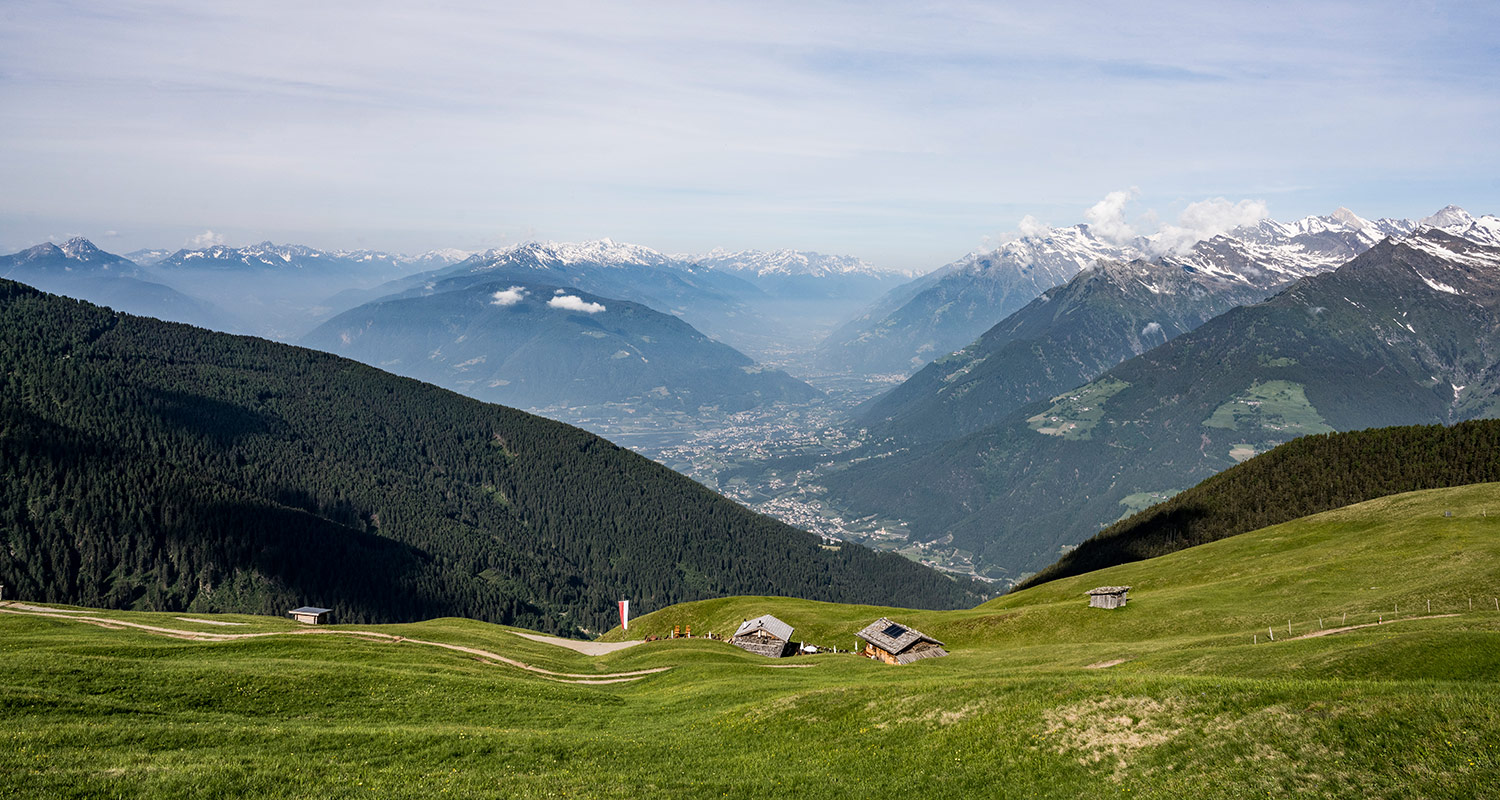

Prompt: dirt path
xmin=510 ymin=630 xmax=643 ymax=655
xmin=0 ymin=603 xmax=668 ymax=684
xmin=1288 ymin=613 xmax=1459 ymax=641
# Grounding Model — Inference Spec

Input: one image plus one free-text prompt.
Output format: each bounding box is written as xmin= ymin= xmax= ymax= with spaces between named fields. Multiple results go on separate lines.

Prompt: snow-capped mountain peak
xmin=1415 ymin=206 xmax=1500 ymax=248
xmin=1 ymin=238 xmax=135 ymax=274
xmin=948 ymin=222 xmax=1140 ymax=282
xmin=59 ymin=237 xmax=105 ymax=260
xmin=1329 ymin=206 xmax=1375 ymax=231
xmin=689 ymin=248 xmax=901 ymax=278
xmin=1421 ymin=205 xmax=1475 ymax=229
xmin=463 ymin=239 xmax=680 ymax=272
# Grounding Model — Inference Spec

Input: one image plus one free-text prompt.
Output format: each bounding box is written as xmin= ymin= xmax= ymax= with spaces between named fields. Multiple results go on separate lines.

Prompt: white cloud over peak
xmin=490 ymin=286 xmax=527 ymax=306
xmin=1152 ymin=197 xmax=1270 ymax=254
xmin=1016 ymin=214 xmax=1048 ymax=239
xmin=548 ymin=294 xmax=606 ymax=314
xmin=190 ymin=230 xmax=225 ymax=248
xmin=1084 ymin=189 xmax=1140 ymax=244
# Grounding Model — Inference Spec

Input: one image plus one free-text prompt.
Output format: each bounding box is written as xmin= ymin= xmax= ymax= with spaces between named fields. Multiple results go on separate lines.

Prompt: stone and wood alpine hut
xmin=855 ymin=618 xmax=948 ymax=665
xmin=731 ymin=614 xmax=795 ymax=658
xmin=1085 ymin=586 xmax=1130 ymax=609
xmin=288 ymin=606 xmax=332 ymax=625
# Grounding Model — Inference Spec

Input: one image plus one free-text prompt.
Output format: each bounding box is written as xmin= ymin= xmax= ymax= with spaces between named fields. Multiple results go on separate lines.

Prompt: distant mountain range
xmin=303 ymin=278 xmax=820 ymax=412
xmin=817 ymin=207 xmax=1440 ymax=377
xmin=0 ymin=238 xmax=224 ymax=328
xmin=414 ymin=240 xmax=766 ymax=347
xmin=853 ymin=208 xmax=1473 ymax=443
xmin=0 ymin=236 xmax=891 ymax=416
xmin=826 ymin=224 xmax=1500 ymax=580
xmin=687 ymin=247 xmax=911 ymax=297
xmin=145 ymin=242 xmax=472 ymax=275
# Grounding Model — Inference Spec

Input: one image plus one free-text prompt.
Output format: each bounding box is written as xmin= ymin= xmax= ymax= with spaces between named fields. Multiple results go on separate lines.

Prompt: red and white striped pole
xmin=618 ymin=599 xmax=629 ymax=631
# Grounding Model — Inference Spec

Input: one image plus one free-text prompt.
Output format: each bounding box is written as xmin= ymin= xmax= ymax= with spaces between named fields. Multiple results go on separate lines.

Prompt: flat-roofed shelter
xmin=288 ymin=606 xmax=332 ymax=625
xmin=1086 ymin=586 xmax=1131 ymax=609
xmin=855 ymin=617 xmax=947 ymax=665
xmin=731 ymin=614 xmax=795 ymax=658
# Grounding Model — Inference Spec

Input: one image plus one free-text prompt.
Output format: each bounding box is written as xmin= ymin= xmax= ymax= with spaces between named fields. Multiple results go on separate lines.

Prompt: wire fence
xmin=1251 ymin=596 xmax=1500 ymax=644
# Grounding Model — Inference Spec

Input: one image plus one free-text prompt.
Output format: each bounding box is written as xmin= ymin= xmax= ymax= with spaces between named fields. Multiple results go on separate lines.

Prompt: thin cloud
xmin=1152 ymin=198 xmax=1270 ymax=254
xmin=189 ymin=230 xmax=225 ymax=248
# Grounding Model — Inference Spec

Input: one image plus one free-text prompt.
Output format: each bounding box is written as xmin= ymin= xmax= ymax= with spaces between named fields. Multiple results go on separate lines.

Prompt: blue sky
xmin=1 ymin=1 xmax=1497 ymax=269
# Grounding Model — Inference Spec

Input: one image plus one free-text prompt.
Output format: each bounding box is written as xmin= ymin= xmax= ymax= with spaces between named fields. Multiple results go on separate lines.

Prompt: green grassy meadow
xmin=5 ymin=483 xmax=1500 ymax=798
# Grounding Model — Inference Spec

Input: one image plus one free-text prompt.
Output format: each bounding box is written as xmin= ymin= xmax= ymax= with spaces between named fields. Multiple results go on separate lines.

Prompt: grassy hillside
xmin=6 ymin=483 xmax=1498 ymax=797
xmin=1021 ymin=420 xmax=1500 ymax=589
xmin=0 ymin=279 xmax=981 ymax=636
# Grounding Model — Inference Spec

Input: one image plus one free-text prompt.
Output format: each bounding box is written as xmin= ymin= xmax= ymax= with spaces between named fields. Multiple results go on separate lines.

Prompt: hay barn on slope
xmin=856 ymin=618 xmax=947 ymax=665
xmin=731 ymin=614 xmax=795 ymax=658
xmin=1085 ymin=586 xmax=1130 ymax=609
xmin=288 ymin=606 xmax=332 ymax=625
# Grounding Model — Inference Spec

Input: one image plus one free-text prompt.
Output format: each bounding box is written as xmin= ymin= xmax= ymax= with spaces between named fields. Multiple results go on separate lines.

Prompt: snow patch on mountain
xmin=459 ymin=239 xmax=680 ymax=273
xmin=687 ymin=248 xmax=906 ymax=278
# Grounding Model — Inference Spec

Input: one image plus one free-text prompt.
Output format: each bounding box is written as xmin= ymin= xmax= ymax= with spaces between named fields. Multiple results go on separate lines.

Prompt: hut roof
xmin=855 ymin=617 xmax=944 ymax=654
xmin=733 ymin=614 xmax=793 ymax=642
xmin=289 ymin=606 xmax=332 ymax=615
xmin=1084 ymin=586 xmax=1130 ymax=596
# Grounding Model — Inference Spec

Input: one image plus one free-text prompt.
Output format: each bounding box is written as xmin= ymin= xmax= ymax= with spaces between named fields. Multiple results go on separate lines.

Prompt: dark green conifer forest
xmin=1021 ymin=420 xmax=1500 ymax=589
xmin=0 ymin=280 xmax=982 ymax=634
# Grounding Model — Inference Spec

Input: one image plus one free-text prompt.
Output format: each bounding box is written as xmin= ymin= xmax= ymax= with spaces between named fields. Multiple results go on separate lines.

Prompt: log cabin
xmin=855 ymin=617 xmax=947 ymax=665
xmin=731 ymin=614 xmax=795 ymax=658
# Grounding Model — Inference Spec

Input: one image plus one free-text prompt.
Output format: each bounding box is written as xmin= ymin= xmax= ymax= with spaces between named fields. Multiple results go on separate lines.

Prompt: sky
xmin=2 ymin=1 xmax=1498 ymax=270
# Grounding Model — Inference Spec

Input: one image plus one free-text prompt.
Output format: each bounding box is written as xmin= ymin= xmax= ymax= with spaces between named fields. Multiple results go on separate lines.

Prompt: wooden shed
xmin=731 ymin=614 xmax=795 ymax=658
xmin=855 ymin=617 xmax=947 ymax=665
xmin=1085 ymin=586 xmax=1130 ymax=609
xmin=288 ymin=606 xmax=332 ymax=625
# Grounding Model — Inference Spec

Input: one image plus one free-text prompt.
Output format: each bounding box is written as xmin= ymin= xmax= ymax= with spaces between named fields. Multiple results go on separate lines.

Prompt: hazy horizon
xmin=3 ymin=1 xmax=1497 ymax=270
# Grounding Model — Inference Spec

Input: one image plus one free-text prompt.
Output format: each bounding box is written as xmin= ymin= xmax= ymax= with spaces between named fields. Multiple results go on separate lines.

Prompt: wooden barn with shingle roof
xmin=731 ymin=614 xmax=795 ymax=658
xmin=1085 ymin=586 xmax=1131 ymax=609
xmin=855 ymin=617 xmax=947 ymax=665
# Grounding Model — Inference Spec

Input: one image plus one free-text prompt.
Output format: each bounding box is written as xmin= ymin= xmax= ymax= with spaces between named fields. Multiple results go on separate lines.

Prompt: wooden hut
xmin=1085 ymin=586 xmax=1130 ymax=609
xmin=731 ymin=614 xmax=795 ymax=658
xmin=855 ymin=618 xmax=947 ymax=665
xmin=288 ymin=606 xmax=332 ymax=625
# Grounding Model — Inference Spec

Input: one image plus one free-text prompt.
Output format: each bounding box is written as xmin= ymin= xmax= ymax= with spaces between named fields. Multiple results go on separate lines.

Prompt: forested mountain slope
xmin=857 ymin=258 xmax=1276 ymax=443
xmin=302 ymin=279 xmax=818 ymax=412
xmin=1021 ymin=420 xmax=1500 ymax=589
xmin=827 ymin=230 xmax=1500 ymax=580
xmin=0 ymin=280 xmax=980 ymax=634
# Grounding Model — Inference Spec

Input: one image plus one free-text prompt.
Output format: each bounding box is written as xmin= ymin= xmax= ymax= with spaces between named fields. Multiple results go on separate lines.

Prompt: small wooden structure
xmin=288 ymin=606 xmax=332 ymax=625
xmin=855 ymin=617 xmax=947 ymax=665
xmin=731 ymin=614 xmax=795 ymax=658
xmin=1085 ymin=586 xmax=1130 ymax=609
